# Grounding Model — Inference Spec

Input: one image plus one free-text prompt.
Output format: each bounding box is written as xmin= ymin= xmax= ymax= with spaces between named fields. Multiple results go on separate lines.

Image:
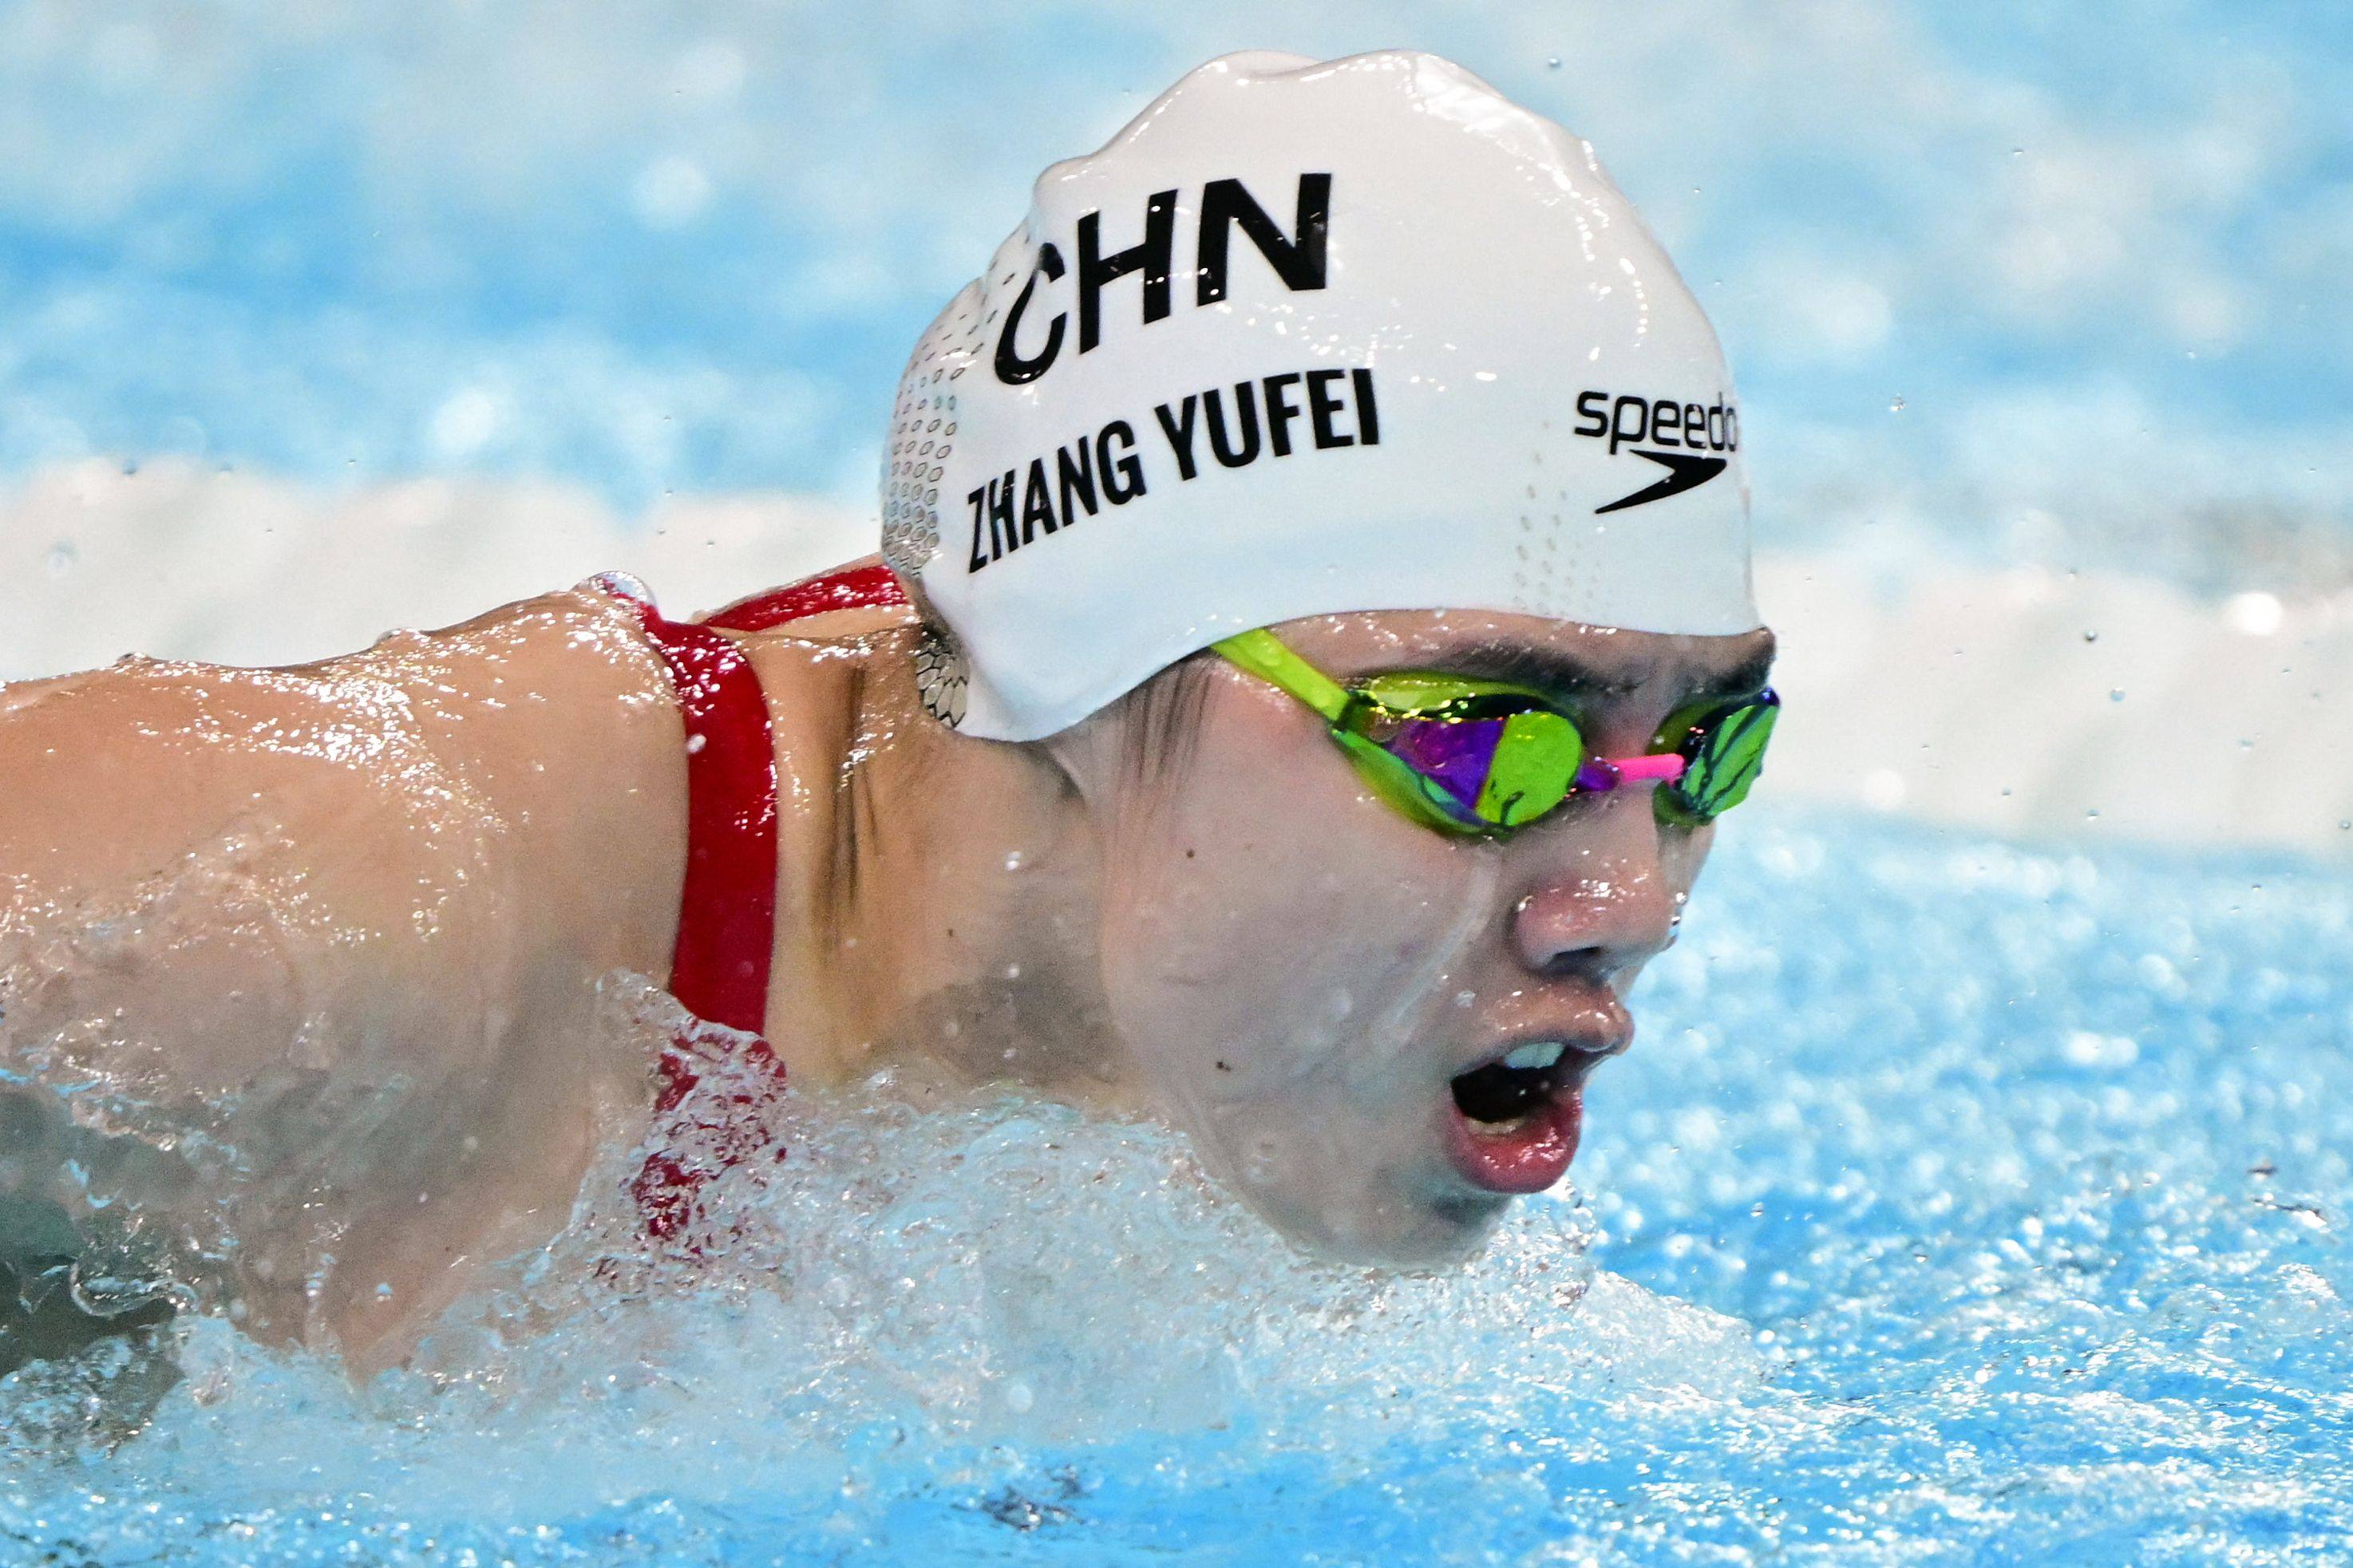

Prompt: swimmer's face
xmin=1073 ymin=610 xmax=1776 ymax=1264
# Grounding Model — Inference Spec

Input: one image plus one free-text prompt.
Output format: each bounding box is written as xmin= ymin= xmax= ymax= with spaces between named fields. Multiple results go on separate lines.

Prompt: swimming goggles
xmin=1212 ymin=628 xmax=1777 ymax=836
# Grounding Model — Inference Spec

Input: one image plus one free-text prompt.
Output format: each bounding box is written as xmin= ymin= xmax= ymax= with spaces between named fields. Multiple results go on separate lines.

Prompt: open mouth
xmin=1441 ymin=1041 xmax=1585 ymax=1195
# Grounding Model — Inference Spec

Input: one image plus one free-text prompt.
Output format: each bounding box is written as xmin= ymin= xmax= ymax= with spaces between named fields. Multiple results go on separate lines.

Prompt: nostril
xmin=1536 ymin=943 xmax=1618 ymax=983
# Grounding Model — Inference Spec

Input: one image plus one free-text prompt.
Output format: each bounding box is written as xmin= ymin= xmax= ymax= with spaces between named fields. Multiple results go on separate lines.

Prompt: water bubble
xmin=1888 ymin=396 xmax=1906 ymax=413
xmin=2110 ymin=689 xmax=2126 ymax=702
xmin=2083 ymin=630 xmax=2099 ymax=643
xmin=1546 ymin=55 xmax=1562 ymax=69
xmin=45 ymin=541 xmax=77 ymax=577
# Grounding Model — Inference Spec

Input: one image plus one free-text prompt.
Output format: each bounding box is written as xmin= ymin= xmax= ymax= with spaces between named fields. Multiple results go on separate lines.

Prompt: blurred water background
xmin=6 ymin=0 xmax=2351 ymax=852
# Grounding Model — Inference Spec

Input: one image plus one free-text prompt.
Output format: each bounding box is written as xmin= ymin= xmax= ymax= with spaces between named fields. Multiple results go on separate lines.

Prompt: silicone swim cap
xmin=881 ymin=49 xmax=1758 ymax=740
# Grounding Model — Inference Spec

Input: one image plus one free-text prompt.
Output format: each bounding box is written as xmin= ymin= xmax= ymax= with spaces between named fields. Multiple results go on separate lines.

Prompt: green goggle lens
xmin=1653 ymin=689 xmax=1780 ymax=825
xmin=1340 ymin=677 xmax=1584 ymax=835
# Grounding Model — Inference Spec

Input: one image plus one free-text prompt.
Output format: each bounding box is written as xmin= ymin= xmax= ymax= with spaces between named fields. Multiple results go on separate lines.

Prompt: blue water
xmin=4 ymin=3 xmax=2350 ymax=568
xmin=6 ymin=805 xmax=2347 ymax=1564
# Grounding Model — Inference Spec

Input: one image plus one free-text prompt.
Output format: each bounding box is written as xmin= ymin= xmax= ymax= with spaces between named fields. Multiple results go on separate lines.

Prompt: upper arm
xmin=0 ymin=587 xmax=690 ymax=1353
xmin=2 ymin=647 xmax=517 ymax=1092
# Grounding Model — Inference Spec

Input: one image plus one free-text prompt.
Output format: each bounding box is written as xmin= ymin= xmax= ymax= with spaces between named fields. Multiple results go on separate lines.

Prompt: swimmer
xmin=0 ymin=49 xmax=1775 ymax=1373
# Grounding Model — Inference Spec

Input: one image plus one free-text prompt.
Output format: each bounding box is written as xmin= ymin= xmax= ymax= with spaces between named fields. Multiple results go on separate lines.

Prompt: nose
xmin=1508 ymin=789 xmax=1680 ymax=985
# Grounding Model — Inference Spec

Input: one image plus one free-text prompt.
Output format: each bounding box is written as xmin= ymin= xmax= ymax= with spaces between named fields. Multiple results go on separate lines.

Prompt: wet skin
xmin=0 ymin=559 xmax=1771 ymax=1369
xmin=789 ymin=592 xmax=1776 ymax=1263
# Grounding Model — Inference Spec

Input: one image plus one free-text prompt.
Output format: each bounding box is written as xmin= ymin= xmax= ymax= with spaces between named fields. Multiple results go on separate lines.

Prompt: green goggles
xmin=1212 ymin=628 xmax=1778 ymax=837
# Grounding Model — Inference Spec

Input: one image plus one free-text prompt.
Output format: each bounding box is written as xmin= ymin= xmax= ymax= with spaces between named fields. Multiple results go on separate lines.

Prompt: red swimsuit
xmin=599 ymin=562 xmax=909 ymax=1238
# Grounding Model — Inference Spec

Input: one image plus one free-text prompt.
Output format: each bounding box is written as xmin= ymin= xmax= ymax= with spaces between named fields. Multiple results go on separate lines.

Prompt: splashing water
xmin=3 ymin=806 xmax=2351 ymax=1564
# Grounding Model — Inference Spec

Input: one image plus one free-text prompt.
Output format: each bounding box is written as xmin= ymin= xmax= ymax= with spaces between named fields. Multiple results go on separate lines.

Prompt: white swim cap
xmin=881 ymin=49 xmax=1758 ymax=740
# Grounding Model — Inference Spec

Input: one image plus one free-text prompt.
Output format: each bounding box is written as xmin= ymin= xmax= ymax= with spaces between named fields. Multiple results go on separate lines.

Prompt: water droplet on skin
xmin=1004 ymin=850 xmax=1025 ymax=871
xmin=1243 ymin=1136 xmax=1283 ymax=1185
xmin=685 ymin=733 xmax=708 ymax=755
xmin=2083 ymin=630 xmax=2099 ymax=643
xmin=1546 ymin=55 xmax=1562 ymax=69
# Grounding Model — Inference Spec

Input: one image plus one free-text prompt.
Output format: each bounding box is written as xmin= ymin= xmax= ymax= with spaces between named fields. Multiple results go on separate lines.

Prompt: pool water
xmin=3 ymin=804 xmax=2349 ymax=1564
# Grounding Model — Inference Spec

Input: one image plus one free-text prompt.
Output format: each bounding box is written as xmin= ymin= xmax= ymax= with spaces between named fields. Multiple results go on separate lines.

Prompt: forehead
xmin=1267 ymin=607 xmax=1775 ymax=703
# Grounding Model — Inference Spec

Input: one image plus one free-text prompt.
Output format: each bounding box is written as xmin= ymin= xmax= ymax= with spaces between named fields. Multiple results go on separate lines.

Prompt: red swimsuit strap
xmin=619 ymin=602 xmax=781 ymax=1037
xmin=599 ymin=562 xmax=908 ymax=1241
xmin=702 ymin=559 xmax=908 ymax=631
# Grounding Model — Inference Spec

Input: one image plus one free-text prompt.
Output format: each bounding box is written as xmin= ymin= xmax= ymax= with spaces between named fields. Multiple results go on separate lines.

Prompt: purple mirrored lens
xmin=1385 ymin=715 xmax=1502 ymax=815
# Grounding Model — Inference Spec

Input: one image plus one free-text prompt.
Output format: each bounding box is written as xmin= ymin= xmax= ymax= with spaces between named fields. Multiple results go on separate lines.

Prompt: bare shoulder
xmin=1 ymin=585 xmax=678 ymax=928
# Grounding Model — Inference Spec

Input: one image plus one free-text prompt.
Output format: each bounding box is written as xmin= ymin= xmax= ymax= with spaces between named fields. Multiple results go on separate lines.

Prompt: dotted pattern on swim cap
xmin=879 ymin=286 xmax=987 ymax=577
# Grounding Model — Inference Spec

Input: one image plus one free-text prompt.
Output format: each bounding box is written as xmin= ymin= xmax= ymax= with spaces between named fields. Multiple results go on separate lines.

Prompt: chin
xmin=1171 ymin=1096 xmax=1511 ymax=1267
xmin=1252 ymin=1179 xmax=1509 ymax=1269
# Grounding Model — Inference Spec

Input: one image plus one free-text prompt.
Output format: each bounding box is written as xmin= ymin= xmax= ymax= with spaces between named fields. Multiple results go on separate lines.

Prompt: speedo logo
xmin=1572 ymin=389 xmax=1739 ymax=515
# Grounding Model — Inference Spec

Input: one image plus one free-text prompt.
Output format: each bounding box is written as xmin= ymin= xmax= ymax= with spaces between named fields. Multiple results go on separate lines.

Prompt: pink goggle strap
xmin=1573 ymin=752 xmax=1688 ymax=792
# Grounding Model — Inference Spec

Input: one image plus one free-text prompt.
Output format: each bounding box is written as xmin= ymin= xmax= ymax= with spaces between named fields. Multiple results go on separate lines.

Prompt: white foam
xmin=0 ymin=459 xmax=872 ymax=674
xmin=1758 ymin=558 xmax=2353 ymax=855
xmin=1 ymin=969 xmax=1766 ymax=1511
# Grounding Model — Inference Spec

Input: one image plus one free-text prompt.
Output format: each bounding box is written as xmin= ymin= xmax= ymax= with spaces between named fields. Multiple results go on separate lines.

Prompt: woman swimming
xmin=0 ymin=49 xmax=1775 ymax=1373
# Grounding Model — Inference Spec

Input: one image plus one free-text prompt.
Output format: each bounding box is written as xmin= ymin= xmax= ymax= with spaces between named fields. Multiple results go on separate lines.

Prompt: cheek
xmin=1663 ymin=820 xmax=1715 ymax=894
xmin=1093 ymin=715 xmax=1490 ymax=1084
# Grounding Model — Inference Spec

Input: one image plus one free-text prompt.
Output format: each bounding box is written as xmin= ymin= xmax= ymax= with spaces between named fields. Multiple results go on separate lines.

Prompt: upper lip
xmin=1446 ymin=1008 xmax=1631 ymax=1085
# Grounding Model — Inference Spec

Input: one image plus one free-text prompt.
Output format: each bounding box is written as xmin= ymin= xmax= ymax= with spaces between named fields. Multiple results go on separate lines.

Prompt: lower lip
xmin=1441 ymin=1085 xmax=1584 ymax=1195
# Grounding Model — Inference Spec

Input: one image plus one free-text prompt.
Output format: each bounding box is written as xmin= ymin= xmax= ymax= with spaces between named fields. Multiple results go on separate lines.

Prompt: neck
xmin=744 ymin=621 xmax=1128 ymax=1106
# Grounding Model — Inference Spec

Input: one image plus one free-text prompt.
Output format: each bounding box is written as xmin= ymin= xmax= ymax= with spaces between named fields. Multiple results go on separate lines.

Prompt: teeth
xmin=1501 ymin=1041 xmax=1567 ymax=1072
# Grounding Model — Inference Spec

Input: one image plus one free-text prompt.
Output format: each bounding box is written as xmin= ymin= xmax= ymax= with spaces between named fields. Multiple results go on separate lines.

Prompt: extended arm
xmin=0 ymin=587 xmax=686 ymax=1368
